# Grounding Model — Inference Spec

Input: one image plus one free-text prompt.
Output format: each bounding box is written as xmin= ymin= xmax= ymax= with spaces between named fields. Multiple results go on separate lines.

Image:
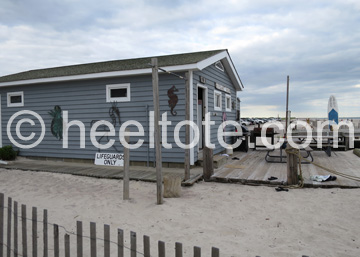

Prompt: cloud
xmin=0 ymin=0 xmax=359 ymax=118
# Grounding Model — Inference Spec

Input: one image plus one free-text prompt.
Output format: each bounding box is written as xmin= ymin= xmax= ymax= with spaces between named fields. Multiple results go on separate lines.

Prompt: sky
xmin=0 ymin=0 xmax=359 ymax=118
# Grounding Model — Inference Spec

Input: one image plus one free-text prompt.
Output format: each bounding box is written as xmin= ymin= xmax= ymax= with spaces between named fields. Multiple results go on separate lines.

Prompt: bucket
xmin=226 ymin=146 xmax=233 ymax=155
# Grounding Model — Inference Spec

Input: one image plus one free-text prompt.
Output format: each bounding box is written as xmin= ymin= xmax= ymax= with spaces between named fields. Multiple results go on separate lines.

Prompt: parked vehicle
xmin=240 ymin=119 xmax=250 ymax=126
xmin=246 ymin=118 xmax=255 ymax=125
xmin=254 ymin=119 xmax=264 ymax=124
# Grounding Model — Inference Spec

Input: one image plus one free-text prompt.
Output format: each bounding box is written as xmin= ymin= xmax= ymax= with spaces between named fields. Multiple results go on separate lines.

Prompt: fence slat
xmin=117 ymin=229 xmax=123 ymax=257
xmin=104 ymin=225 xmax=110 ymax=257
xmin=21 ymin=204 xmax=27 ymax=257
xmin=175 ymin=242 xmax=182 ymax=257
xmin=32 ymin=207 xmax=37 ymax=257
xmin=158 ymin=241 xmax=165 ymax=257
xmin=211 ymin=247 xmax=220 ymax=257
xmin=14 ymin=201 xmax=18 ymax=257
xmin=76 ymin=221 xmax=83 ymax=257
xmin=54 ymin=224 xmax=59 ymax=257
xmin=0 ymin=193 xmax=3 ymax=257
xmin=43 ymin=209 xmax=48 ymax=257
xmin=65 ymin=234 xmax=70 ymax=257
xmin=194 ymin=246 xmax=201 ymax=257
xmin=7 ymin=197 xmax=12 ymax=257
xmin=130 ymin=231 xmax=136 ymax=257
xmin=90 ymin=222 xmax=96 ymax=257
xmin=143 ymin=235 xmax=150 ymax=257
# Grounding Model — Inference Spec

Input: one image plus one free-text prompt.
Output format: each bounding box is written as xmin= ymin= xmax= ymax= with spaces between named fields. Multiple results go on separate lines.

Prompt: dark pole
xmin=285 ymin=76 xmax=289 ymax=137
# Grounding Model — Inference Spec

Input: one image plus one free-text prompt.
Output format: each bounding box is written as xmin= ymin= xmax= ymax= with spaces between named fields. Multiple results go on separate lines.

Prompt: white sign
xmin=94 ymin=153 xmax=124 ymax=166
xmin=215 ymin=83 xmax=231 ymax=94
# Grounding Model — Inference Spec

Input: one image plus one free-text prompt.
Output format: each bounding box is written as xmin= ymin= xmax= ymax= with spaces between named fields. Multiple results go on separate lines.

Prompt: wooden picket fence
xmin=0 ymin=193 xmax=220 ymax=257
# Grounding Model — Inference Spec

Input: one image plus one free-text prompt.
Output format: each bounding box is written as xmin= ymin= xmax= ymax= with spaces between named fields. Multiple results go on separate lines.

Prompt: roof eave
xmin=0 ymin=50 xmax=244 ymax=90
xmin=0 ymin=63 xmax=200 ymax=87
xmin=197 ymin=50 xmax=243 ymax=91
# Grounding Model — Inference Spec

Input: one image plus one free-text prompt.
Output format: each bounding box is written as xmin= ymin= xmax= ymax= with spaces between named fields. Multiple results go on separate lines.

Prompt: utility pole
xmin=151 ymin=58 xmax=163 ymax=205
xmin=285 ymin=75 xmax=290 ymax=137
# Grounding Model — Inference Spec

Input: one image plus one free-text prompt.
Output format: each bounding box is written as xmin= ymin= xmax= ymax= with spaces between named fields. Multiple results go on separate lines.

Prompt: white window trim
xmin=106 ymin=83 xmax=131 ymax=102
xmin=214 ymin=90 xmax=222 ymax=111
xmin=215 ymin=61 xmax=225 ymax=72
xmin=225 ymin=94 xmax=231 ymax=112
xmin=7 ymin=91 xmax=24 ymax=107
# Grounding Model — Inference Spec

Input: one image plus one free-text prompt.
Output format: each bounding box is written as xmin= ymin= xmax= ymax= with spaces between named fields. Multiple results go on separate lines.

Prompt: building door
xmin=198 ymin=98 xmax=203 ymax=149
xmin=197 ymin=85 xmax=207 ymax=151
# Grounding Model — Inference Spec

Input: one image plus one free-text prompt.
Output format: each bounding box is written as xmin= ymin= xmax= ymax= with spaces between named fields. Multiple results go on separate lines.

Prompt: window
xmin=225 ymin=94 xmax=231 ymax=112
xmin=106 ymin=84 xmax=130 ymax=102
xmin=215 ymin=61 xmax=224 ymax=72
xmin=214 ymin=90 xmax=222 ymax=111
xmin=7 ymin=91 xmax=24 ymax=107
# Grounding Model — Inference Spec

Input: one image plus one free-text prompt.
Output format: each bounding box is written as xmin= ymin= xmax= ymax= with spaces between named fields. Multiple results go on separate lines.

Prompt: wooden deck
xmin=212 ymin=150 xmax=360 ymax=188
xmin=0 ymin=158 xmax=203 ymax=184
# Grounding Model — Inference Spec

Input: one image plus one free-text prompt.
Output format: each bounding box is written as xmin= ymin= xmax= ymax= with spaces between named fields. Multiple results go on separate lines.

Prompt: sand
xmin=1 ymin=168 xmax=360 ymax=257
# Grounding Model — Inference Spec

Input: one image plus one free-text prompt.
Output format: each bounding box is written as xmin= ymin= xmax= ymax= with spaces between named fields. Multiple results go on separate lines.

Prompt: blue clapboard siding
xmin=0 ymin=61 xmax=239 ymax=163
xmin=193 ymin=62 xmax=237 ymax=160
xmin=0 ymin=73 xmax=188 ymax=163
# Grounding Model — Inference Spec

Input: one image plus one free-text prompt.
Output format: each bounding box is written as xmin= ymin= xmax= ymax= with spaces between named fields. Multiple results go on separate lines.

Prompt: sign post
xmin=123 ymin=129 xmax=130 ymax=200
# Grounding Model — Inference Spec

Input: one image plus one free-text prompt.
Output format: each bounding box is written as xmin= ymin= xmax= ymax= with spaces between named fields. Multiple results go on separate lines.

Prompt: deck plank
xmin=213 ymin=150 xmax=360 ymax=188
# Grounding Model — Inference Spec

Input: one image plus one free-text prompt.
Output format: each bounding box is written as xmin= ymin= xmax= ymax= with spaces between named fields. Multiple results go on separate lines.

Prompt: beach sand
xmin=1 ymin=168 xmax=360 ymax=256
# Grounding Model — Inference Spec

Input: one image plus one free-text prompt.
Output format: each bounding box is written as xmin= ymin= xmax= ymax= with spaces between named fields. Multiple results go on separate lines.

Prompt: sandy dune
xmin=1 ymin=168 xmax=359 ymax=256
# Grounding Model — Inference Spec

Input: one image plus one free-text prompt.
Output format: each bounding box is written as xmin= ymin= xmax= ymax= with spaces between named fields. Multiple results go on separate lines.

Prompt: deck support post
xmin=286 ymin=144 xmax=299 ymax=185
xmin=203 ymin=147 xmax=213 ymax=181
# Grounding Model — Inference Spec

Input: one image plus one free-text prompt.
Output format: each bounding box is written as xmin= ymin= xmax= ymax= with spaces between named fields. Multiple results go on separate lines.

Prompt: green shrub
xmin=0 ymin=145 xmax=17 ymax=160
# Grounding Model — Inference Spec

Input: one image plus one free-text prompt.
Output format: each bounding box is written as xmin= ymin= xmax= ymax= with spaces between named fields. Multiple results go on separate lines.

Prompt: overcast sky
xmin=1 ymin=0 xmax=359 ymax=118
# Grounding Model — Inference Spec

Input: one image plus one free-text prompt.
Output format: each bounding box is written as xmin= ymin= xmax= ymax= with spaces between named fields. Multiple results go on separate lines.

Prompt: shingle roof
xmin=0 ymin=50 xmax=225 ymax=83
